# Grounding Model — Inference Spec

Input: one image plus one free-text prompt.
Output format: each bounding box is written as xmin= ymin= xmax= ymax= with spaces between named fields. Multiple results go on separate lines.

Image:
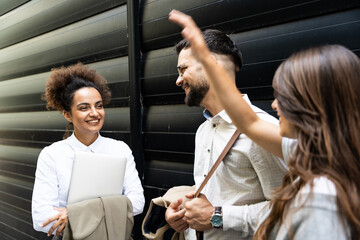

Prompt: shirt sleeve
xmin=222 ymin=201 xmax=270 ymax=236
xmin=31 ymin=148 xmax=61 ymax=234
xmin=221 ymin=142 xmax=286 ymax=235
xmin=120 ymin=142 xmax=145 ymax=216
xmin=248 ymin=140 xmax=288 ymax=199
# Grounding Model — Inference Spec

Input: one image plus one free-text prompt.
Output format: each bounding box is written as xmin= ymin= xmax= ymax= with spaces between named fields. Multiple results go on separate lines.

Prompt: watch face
xmin=211 ymin=214 xmax=223 ymax=227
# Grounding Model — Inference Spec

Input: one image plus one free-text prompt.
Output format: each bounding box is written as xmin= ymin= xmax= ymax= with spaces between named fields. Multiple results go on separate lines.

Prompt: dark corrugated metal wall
xmin=0 ymin=0 xmax=359 ymax=239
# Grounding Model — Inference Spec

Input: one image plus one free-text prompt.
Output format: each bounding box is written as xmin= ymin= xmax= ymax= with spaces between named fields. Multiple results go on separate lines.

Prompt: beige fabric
xmin=63 ymin=195 xmax=133 ymax=240
xmin=142 ymin=186 xmax=195 ymax=240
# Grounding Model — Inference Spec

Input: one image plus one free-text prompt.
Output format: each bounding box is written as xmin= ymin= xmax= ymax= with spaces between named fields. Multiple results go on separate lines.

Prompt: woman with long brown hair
xmin=169 ymin=10 xmax=360 ymax=239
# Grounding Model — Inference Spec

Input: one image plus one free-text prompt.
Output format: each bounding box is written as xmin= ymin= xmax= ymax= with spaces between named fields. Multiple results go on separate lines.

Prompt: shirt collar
xmin=67 ymin=133 xmax=103 ymax=153
xmin=203 ymin=94 xmax=252 ymax=124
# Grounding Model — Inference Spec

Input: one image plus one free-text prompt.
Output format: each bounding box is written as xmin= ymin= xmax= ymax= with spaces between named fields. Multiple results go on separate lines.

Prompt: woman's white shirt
xmin=31 ymin=134 xmax=144 ymax=233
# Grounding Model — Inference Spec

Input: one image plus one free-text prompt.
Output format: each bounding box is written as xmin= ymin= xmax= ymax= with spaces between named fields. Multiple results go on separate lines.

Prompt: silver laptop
xmin=67 ymin=152 xmax=126 ymax=205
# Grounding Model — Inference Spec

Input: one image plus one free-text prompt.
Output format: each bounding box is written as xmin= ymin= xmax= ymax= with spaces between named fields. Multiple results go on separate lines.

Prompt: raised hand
xmin=169 ymin=10 xmax=211 ymax=64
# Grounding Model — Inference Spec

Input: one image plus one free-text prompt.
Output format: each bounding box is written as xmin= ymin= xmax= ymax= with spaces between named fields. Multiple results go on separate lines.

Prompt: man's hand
xmin=184 ymin=193 xmax=214 ymax=231
xmin=42 ymin=207 xmax=68 ymax=237
xmin=165 ymin=198 xmax=189 ymax=232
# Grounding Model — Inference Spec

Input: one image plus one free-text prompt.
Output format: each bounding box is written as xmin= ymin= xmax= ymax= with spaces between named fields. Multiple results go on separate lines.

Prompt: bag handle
xmin=194 ymin=129 xmax=241 ymax=198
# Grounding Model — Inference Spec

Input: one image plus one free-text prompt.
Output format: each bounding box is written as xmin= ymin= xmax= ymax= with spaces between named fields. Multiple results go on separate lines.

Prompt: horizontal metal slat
xmin=140 ymin=0 xmax=360 ymax=51
xmin=0 ymin=108 xmax=130 ymax=130
xmin=0 ymin=0 xmax=125 ymax=49
xmin=0 ymin=0 xmax=29 ymax=16
xmin=144 ymin=160 xmax=194 ymax=189
xmin=0 ymin=57 xmax=130 ymax=112
xmin=0 ymin=6 xmax=128 ymax=81
xmin=142 ymin=8 xmax=360 ymax=103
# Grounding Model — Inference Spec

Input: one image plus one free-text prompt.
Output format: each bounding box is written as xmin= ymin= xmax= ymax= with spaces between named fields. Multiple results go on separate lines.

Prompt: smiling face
xmin=271 ymin=99 xmax=296 ymax=138
xmin=63 ymin=87 xmax=105 ymax=145
xmin=176 ymin=48 xmax=210 ymax=107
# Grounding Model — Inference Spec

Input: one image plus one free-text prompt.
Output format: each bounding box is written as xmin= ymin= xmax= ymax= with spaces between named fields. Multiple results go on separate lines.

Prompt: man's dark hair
xmin=175 ymin=29 xmax=243 ymax=70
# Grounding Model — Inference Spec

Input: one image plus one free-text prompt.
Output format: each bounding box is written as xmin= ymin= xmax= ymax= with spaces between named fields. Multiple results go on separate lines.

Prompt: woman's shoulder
xmin=41 ymin=138 xmax=70 ymax=153
xmin=301 ymin=177 xmax=336 ymax=196
xmin=281 ymin=137 xmax=297 ymax=162
xmin=99 ymin=135 xmax=126 ymax=145
xmin=98 ymin=135 xmax=132 ymax=151
xmin=292 ymin=177 xmax=337 ymax=212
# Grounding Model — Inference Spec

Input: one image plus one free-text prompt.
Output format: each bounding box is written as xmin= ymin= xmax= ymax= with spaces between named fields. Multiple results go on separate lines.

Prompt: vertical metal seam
xmin=127 ymin=0 xmax=144 ymax=181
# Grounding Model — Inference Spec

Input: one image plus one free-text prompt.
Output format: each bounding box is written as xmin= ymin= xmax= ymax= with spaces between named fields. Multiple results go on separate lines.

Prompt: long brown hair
xmin=255 ymin=45 xmax=360 ymax=239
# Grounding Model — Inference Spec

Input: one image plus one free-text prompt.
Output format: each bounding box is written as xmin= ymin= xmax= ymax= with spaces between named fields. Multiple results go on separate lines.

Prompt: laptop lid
xmin=67 ymin=151 xmax=126 ymax=205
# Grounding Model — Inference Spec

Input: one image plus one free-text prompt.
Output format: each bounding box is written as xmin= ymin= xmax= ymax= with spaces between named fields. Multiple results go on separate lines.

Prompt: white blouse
xmin=32 ymin=133 xmax=144 ymax=234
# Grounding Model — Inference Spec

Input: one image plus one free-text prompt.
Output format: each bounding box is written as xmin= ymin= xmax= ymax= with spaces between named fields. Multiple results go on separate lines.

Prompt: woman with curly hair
xmin=169 ymin=10 xmax=360 ymax=239
xmin=31 ymin=63 xmax=145 ymax=237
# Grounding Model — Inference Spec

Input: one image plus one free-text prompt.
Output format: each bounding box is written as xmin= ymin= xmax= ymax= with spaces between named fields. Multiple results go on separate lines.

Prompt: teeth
xmin=88 ymin=120 xmax=99 ymax=123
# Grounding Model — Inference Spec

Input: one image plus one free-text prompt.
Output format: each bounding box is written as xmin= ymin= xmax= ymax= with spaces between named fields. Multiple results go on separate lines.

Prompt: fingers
xmin=184 ymin=191 xmax=196 ymax=199
xmin=42 ymin=213 xmax=59 ymax=228
xmin=169 ymin=10 xmax=201 ymax=42
xmin=168 ymin=197 xmax=183 ymax=210
xmin=47 ymin=220 xmax=59 ymax=237
xmin=44 ymin=209 xmax=68 ymax=237
xmin=166 ymin=199 xmax=189 ymax=233
xmin=167 ymin=208 xmax=189 ymax=232
xmin=56 ymin=222 xmax=65 ymax=237
xmin=55 ymin=212 xmax=68 ymax=236
xmin=54 ymin=207 xmax=66 ymax=213
xmin=169 ymin=9 xmax=211 ymax=63
xmin=169 ymin=10 xmax=196 ymax=29
xmin=174 ymin=217 xmax=190 ymax=232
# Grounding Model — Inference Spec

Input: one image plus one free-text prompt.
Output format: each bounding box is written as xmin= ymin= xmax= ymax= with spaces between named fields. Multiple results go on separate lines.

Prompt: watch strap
xmin=214 ymin=206 xmax=222 ymax=214
xmin=211 ymin=206 xmax=223 ymax=228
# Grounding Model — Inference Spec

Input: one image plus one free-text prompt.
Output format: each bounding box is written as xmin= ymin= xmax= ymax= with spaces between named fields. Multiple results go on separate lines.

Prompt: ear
xmin=63 ymin=111 xmax=72 ymax=122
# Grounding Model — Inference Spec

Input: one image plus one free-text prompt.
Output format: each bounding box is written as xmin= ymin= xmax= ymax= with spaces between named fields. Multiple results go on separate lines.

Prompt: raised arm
xmin=169 ymin=10 xmax=283 ymax=158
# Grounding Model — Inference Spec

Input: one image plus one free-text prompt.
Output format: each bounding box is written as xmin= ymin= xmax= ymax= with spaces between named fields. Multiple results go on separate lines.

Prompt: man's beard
xmin=184 ymin=82 xmax=209 ymax=106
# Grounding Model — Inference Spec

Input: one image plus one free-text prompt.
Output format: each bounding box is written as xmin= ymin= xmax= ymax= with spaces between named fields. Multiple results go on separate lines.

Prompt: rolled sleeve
xmin=223 ymin=201 xmax=270 ymax=236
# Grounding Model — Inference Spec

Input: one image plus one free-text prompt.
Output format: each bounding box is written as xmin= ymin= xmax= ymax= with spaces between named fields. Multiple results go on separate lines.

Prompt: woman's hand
xmin=42 ymin=207 xmax=68 ymax=237
xmin=169 ymin=10 xmax=211 ymax=64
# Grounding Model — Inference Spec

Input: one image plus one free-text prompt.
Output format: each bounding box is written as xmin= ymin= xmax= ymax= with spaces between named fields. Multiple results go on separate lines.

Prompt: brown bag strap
xmin=194 ymin=129 xmax=240 ymax=198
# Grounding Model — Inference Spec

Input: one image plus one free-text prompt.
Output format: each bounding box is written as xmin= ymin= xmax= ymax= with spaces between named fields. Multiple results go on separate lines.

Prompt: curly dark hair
xmin=42 ymin=62 xmax=111 ymax=111
xmin=42 ymin=62 xmax=111 ymax=138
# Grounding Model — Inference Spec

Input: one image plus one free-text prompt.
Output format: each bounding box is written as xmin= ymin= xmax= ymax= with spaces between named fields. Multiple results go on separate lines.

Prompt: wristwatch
xmin=210 ymin=206 xmax=223 ymax=228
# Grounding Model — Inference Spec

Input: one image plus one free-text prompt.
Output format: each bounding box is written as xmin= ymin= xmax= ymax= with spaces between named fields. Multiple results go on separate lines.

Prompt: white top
xmin=32 ymin=133 xmax=145 ymax=234
xmin=281 ymin=137 xmax=297 ymax=164
xmin=186 ymin=95 xmax=288 ymax=240
xmin=265 ymin=137 xmax=348 ymax=240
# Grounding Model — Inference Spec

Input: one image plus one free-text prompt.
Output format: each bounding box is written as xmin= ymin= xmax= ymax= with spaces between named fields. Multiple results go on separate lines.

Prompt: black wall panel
xmin=0 ymin=0 xmax=29 ymax=16
xmin=140 ymin=0 xmax=360 ymax=51
xmin=0 ymin=0 xmax=360 ymax=239
xmin=0 ymin=6 xmax=128 ymax=81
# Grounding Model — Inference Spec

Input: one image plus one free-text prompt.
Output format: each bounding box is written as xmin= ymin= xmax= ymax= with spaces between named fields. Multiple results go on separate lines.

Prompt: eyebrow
xmin=177 ymin=63 xmax=186 ymax=69
xmin=76 ymin=100 xmax=103 ymax=107
xmin=177 ymin=60 xmax=197 ymax=69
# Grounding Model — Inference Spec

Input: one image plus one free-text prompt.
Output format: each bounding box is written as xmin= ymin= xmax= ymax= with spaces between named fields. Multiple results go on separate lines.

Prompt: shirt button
xmin=204 ymin=174 xmax=207 ymax=177
xmin=207 ymin=149 xmax=210 ymax=153
xmin=213 ymin=124 xmax=216 ymax=128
